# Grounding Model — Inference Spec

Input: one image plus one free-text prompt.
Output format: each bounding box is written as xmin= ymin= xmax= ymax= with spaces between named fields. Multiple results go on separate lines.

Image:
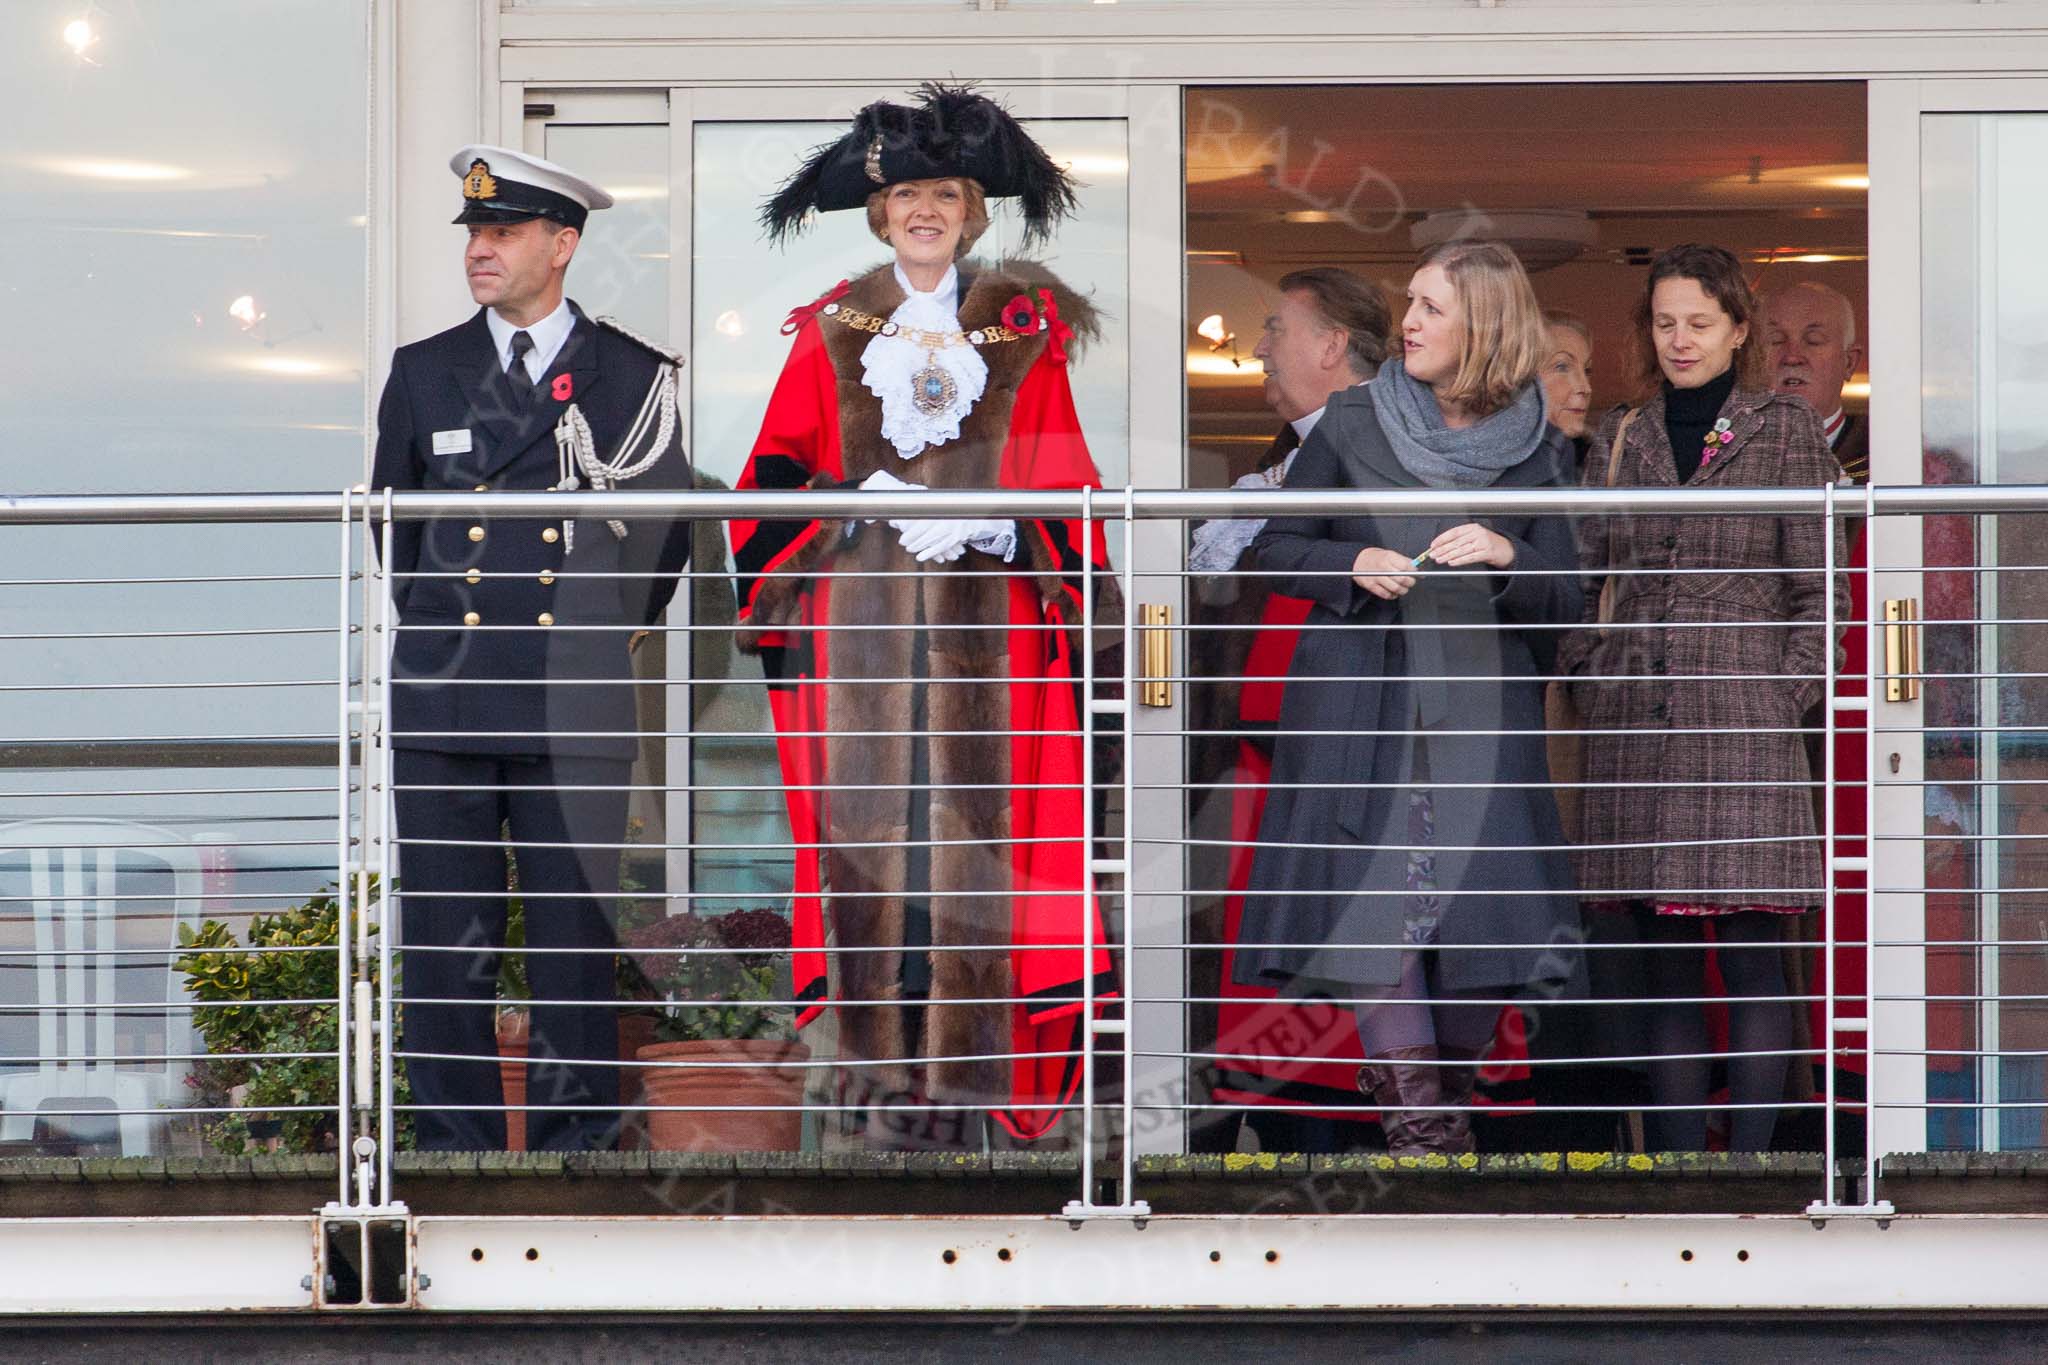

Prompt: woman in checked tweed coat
xmin=1555 ymin=244 xmax=1848 ymax=1152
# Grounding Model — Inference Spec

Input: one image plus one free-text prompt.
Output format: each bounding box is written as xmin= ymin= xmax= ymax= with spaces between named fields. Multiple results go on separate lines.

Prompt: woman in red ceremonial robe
xmin=730 ymin=86 xmax=1116 ymax=1146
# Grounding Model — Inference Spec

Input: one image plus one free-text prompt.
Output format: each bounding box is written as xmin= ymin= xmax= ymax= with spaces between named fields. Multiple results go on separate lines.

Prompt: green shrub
xmin=176 ymin=880 xmax=412 ymax=1155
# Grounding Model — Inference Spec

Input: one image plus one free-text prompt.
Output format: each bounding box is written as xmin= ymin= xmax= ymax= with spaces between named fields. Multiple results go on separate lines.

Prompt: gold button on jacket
xmin=537 ymin=612 xmax=555 ymax=627
xmin=465 ymin=569 xmax=483 ymax=585
xmin=541 ymin=526 xmax=560 ymax=544
xmin=462 ymin=611 xmax=481 ymax=626
xmin=538 ymin=570 xmax=555 ymax=586
xmin=467 ymin=525 xmax=485 ymax=542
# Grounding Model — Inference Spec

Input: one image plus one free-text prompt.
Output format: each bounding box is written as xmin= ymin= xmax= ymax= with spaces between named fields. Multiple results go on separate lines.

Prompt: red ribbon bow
xmin=1036 ymin=288 xmax=1074 ymax=366
xmin=782 ymin=279 xmax=851 ymax=336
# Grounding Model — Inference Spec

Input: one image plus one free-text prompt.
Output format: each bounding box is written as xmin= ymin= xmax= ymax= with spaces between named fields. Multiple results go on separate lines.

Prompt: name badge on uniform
xmin=432 ymin=428 xmax=474 ymax=455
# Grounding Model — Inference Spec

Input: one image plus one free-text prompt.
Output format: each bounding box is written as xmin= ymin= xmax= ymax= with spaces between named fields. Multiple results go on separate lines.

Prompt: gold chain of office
xmin=817 ymin=301 xmax=1034 ymax=350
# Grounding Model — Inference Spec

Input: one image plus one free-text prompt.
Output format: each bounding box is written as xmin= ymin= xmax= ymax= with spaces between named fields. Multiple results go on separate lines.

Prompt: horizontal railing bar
xmin=0 ymin=946 xmax=336 ymax=958
xmin=0 ymin=574 xmax=341 ymax=586
xmin=4 ymin=1050 xmax=338 ymax=1064
xmin=11 ymin=483 xmax=2048 ymax=523
xmin=6 ymin=786 xmax=338 ymax=798
xmin=0 ymin=680 xmax=335 ymax=693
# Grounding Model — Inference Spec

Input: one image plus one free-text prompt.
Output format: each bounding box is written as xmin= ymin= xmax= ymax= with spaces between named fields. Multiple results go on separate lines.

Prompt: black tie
xmin=507 ymin=330 xmax=537 ymax=410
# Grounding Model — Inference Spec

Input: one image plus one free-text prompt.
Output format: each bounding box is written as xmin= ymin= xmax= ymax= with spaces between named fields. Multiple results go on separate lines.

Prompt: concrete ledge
xmin=0 ymin=1149 xmax=2024 ymax=1219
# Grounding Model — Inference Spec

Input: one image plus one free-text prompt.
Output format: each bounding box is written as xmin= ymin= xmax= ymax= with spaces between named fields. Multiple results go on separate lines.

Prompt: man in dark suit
xmin=371 ymin=144 xmax=690 ymax=1151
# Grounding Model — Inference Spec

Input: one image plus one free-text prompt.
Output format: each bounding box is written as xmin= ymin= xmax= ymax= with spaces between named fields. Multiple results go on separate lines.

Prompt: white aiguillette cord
xmin=551 ymin=316 xmax=683 ymax=554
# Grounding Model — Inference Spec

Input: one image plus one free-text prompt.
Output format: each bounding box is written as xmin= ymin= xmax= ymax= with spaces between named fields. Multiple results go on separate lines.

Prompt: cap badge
xmin=462 ymin=159 xmax=499 ymax=201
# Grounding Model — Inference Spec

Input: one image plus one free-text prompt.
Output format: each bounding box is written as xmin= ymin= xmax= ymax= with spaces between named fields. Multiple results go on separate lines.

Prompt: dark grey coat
xmin=1233 ymin=388 xmax=1586 ymax=997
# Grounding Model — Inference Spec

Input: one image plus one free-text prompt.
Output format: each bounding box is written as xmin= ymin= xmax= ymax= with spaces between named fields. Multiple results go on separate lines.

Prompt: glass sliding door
xmin=1916 ymin=109 xmax=2048 ymax=1153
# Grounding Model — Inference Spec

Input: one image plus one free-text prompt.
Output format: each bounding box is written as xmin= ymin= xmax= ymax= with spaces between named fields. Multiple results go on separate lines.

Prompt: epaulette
xmin=594 ymin=314 xmax=685 ymax=367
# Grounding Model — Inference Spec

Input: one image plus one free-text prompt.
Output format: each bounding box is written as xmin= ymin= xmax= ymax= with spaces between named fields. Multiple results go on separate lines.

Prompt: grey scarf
xmin=1366 ymin=358 xmax=1548 ymax=487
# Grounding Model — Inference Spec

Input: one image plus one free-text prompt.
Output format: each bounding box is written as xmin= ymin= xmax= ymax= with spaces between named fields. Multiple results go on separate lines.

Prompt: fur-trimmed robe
xmin=731 ymin=261 xmax=1118 ymax=1142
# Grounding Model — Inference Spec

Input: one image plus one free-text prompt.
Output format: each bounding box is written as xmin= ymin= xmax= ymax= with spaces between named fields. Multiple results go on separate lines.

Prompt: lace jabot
xmin=861 ymin=263 xmax=989 ymax=460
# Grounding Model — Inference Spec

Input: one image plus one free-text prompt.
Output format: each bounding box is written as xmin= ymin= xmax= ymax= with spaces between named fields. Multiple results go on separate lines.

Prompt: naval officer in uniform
xmin=372 ymin=145 xmax=691 ymax=1151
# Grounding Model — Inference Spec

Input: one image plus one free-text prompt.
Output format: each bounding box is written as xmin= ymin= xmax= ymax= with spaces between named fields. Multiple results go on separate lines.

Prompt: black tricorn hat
xmin=760 ymin=84 xmax=1079 ymax=249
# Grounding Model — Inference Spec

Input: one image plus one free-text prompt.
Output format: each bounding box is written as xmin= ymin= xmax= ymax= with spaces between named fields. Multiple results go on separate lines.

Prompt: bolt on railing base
xmin=1805 ymin=1198 xmax=1897 ymax=1224
xmin=1063 ymin=1199 xmax=1153 ymax=1225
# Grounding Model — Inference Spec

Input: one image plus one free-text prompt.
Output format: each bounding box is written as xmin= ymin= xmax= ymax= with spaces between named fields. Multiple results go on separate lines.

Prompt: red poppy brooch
xmin=1001 ymin=294 xmax=1040 ymax=333
xmin=552 ymin=373 xmax=574 ymax=402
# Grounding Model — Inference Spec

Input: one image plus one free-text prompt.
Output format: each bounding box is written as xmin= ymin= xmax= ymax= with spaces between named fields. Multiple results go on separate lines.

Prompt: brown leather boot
xmin=1438 ymin=1044 xmax=1482 ymax=1110
xmin=1356 ymin=1044 xmax=1474 ymax=1156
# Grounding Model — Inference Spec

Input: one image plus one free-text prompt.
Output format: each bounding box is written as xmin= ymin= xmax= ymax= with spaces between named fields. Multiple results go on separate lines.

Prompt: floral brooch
xmin=1699 ymin=416 xmax=1734 ymax=470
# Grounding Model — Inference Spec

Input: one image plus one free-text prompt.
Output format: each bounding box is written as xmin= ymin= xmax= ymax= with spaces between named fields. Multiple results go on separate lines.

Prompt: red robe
xmin=731 ymin=282 xmax=1115 ymax=1142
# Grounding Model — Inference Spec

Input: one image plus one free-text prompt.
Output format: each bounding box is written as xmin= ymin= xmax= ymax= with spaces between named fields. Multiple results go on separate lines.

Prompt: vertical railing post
xmin=1071 ymin=485 xmax=1098 ymax=1213
xmin=375 ymin=488 xmax=399 ymax=1206
xmin=333 ymin=489 xmax=357 ymax=1211
xmin=1064 ymin=487 xmax=1149 ymax=1220
xmin=1116 ymin=486 xmax=1139 ymax=1209
xmin=1861 ymin=476 xmax=1883 ymax=1202
xmin=1820 ymin=482 xmax=1841 ymax=1212
xmin=1809 ymin=480 xmax=1893 ymax=1219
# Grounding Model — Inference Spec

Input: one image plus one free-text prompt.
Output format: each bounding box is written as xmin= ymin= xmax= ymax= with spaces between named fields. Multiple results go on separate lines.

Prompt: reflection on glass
xmin=1921 ymin=113 xmax=2048 ymax=1151
xmin=0 ymin=0 xmax=370 ymax=1150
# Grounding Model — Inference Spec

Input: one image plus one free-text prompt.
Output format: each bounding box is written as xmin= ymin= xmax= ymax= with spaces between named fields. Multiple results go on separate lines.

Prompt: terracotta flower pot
xmin=501 ymin=1011 xmax=662 ymax=1153
xmin=636 ymin=1039 xmax=810 ymax=1152
xmin=496 ymin=1012 xmax=531 ymax=1153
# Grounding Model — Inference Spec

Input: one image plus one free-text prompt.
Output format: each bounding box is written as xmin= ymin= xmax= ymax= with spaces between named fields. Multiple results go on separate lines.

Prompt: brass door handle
xmin=1139 ymin=603 xmax=1173 ymax=708
xmin=1884 ymin=597 xmax=1921 ymax=703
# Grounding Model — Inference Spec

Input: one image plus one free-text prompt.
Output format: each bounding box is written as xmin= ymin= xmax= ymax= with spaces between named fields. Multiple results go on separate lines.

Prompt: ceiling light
xmin=1186 ymin=352 xmax=1261 ymax=379
xmin=1820 ymin=173 xmax=1871 ymax=191
xmin=1411 ymin=209 xmax=1598 ymax=273
xmin=62 ymin=18 xmax=98 ymax=59
xmin=1058 ymin=155 xmax=1129 ymax=178
xmin=1195 ymin=314 xmax=1230 ymax=347
xmin=37 ymin=156 xmax=192 ymax=183
xmin=1753 ymin=250 xmax=1867 ymax=265
xmin=714 ymin=309 xmax=745 ymax=338
xmin=1843 ymin=380 xmax=1871 ymax=400
xmin=234 ymin=355 xmax=341 ymax=379
xmin=228 ymin=295 xmax=264 ymax=329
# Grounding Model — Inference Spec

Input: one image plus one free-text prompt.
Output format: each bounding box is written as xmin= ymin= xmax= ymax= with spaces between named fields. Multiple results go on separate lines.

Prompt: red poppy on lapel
xmin=1001 ymin=293 xmax=1038 ymax=333
xmin=551 ymin=373 xmax=573 ymax=402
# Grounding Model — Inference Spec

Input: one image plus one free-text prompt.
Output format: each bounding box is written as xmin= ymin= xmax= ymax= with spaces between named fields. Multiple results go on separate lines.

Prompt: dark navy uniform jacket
xmin=371 ymin=304 xmax=691 ymax=760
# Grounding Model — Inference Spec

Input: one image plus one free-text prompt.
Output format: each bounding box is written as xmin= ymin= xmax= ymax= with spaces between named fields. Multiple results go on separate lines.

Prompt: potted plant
xmin=621 ymin=908 xmax=808 ymax=1152
xmin=176 ymin=879 xmax=413 ymax=1155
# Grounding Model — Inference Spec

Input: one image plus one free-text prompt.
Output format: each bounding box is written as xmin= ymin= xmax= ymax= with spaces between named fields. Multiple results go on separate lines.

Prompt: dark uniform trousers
xmin=374 ymin=302 xmax=690 ymax=1152
xmin=395 ymin=748 xmax=628 ymax=1153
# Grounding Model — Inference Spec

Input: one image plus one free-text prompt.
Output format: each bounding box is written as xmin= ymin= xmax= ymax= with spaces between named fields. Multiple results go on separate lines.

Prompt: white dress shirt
xmin=486 ymin=298 xmax=576 ymax=383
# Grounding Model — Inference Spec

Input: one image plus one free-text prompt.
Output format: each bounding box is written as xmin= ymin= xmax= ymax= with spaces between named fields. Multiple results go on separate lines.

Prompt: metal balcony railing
xmin=0 ymin=482 xmax=2040 ymax=1310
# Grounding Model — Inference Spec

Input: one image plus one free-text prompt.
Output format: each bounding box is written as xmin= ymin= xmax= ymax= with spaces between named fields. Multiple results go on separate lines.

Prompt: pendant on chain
xmin=911 ymin=350 xmax=958 ymax=417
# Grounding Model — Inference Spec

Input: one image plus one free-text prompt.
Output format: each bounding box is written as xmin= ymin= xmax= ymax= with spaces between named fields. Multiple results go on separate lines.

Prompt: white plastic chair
xmin=0 ymin=819 xmax=203 ymax=1155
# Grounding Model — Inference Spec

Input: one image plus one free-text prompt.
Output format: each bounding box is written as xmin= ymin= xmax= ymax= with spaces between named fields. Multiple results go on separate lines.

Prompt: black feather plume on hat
xmin=916 ymin=83 xmax=1078 ymax=248
xmin=759 ymin=84 xmax=1079 ymax=248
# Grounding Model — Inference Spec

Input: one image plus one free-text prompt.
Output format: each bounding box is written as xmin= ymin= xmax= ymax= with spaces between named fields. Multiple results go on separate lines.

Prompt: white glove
xmin=891 ymin=517 xmax=1016 ymax=564
xmin=846 ymin=468 xmax=926 ymax=540
xmin=858 ymin=467 xmax=924 ymax=519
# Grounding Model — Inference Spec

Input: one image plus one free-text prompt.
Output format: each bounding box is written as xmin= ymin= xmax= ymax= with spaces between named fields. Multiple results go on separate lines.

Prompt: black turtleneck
xmin=1664 ymin=365 xmax=1738 ymax=483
